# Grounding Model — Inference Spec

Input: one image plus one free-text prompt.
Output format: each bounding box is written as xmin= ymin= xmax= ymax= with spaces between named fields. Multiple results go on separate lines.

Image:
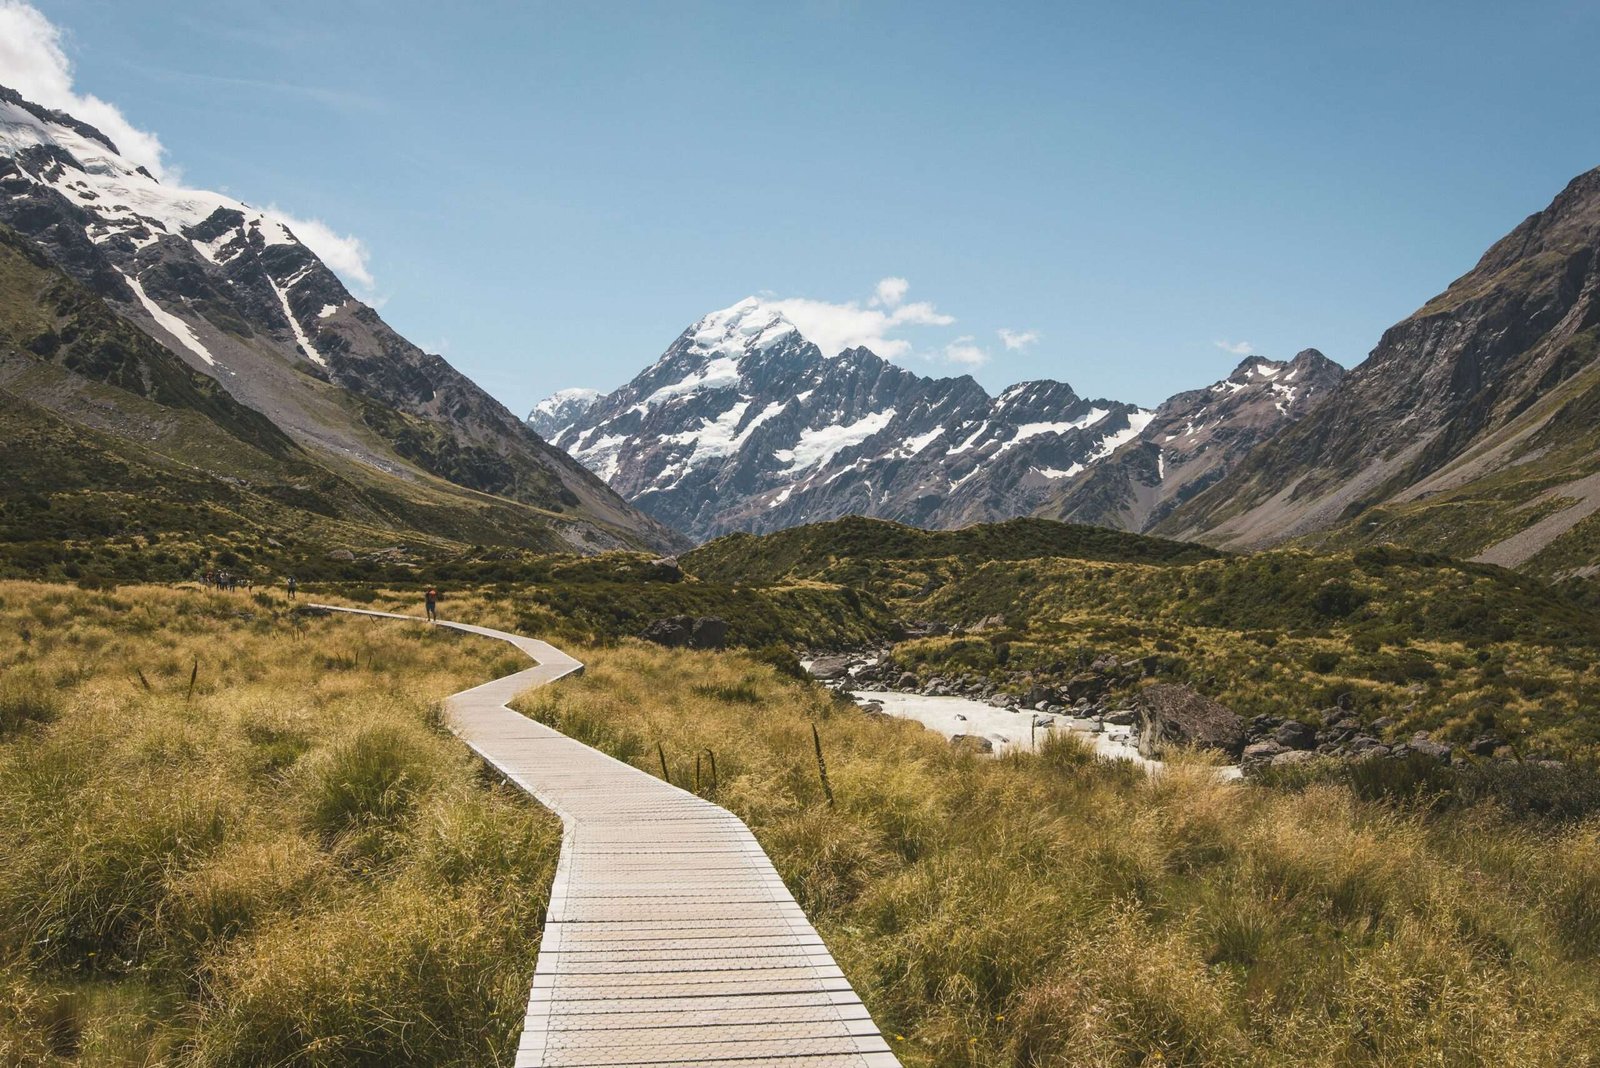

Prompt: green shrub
xmin=308 ymin=722 xmax=438 ymax=834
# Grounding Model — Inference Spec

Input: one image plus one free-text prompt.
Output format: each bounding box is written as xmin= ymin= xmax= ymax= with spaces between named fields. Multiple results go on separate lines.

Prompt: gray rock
xmin=1136 ymin=684 xmax=1247 ymax=760
xmin=1409 ymin=736 xmax=1453 ymax=762
xmin=1104 ymin=708 xmax=1138 ymax=726
xmin=951 ymin=734 xmax=994 ymax=754
xmin=807 ymin=655 xmax=854 ymax=681
xmin=1273 ymin=719 xmax=1317 ymax=750
xmin=1242 ymin=739 xmax=1288 ymax=772
xmin=689 ymin=616 xmax=728 ymax=650
xmin=1270 ymin=749 xmax=1320 ymax=768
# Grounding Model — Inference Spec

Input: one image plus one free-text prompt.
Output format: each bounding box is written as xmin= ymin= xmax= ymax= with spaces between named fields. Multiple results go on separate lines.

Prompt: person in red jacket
xmin=425 ymin=587 xmax=438 ymax=622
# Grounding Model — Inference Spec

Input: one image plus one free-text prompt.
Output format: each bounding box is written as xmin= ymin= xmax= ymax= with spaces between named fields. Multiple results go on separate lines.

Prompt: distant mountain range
xmin=0 ymin=83 xmax=681 ymax=561
xmin=532 ymin=300 xmax=1341 ymax=543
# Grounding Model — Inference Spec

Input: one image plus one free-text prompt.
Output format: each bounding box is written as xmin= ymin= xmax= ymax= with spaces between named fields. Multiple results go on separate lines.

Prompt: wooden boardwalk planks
xmin=313 ymin=606 xmax=900 ymax=1068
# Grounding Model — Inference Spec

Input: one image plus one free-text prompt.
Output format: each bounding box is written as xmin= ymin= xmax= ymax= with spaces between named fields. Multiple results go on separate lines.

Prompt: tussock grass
xmin=519 ymin=642 xmax=1600 ymax=1067
xmin=0 ymin=581 xmax=558 ymax=1065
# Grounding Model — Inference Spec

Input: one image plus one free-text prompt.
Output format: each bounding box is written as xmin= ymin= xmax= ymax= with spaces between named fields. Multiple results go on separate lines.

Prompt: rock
xmin=1468 ymin=733 xmax=1506 ymax=757
xmin=950 ymin=734 xmax=994 ymax=754
xmin=1136 ymin=684 xmax=1247 ymax=760
xmin=1089 ymin=654 xmax=1120 ymax=674
xmin=1104 ymin=708 xmax=1138 ymax=726
xmin=1369 ymin=716 xmax=1396 ymax=733
xmin=640 ymin=615 xmax=729 ymax=651
xmin=326 ymin=548 xmax=356 ymax=562
xmin=648 ymin=556 xmax=684 ymax=580
xmin=1032 ymin=713 xmax=1056 ymax=728
xmin=1022 ymin=683 xmax=1056 ymax=707
xmin=969 ymin=613 xmax=1006 ymax=632
xmin=858 ymin=700 xmax=884 ymax=714
xmin=807 ymin=655 xmax=854 ymax=681
xmin=954 ymin=713 xmax=967 ymax=722
xmin=1409 ymin=735 xmax=1453 ymax=763
xmin=897 ymin=672 xmax=919 ymax=690
xmin=1270 ymin=749 xmax=1320 ymax=768
xmin=1273 ymin=720 xmax=1318 ymax=750
xmin=690 ymin=616 xmax=728 ymax=650
xmin=1065 ymin=673 xmax=1109 ymax=702
xmin=1347 ymin=735 xmax=1385 ymax=753
xmin=1242 ymin=739 xmax=1288 ymax=772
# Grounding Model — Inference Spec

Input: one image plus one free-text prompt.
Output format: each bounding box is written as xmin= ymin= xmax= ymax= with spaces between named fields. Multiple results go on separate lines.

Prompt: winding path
xmin=312 ymin=606 xmax=899 ymax=1068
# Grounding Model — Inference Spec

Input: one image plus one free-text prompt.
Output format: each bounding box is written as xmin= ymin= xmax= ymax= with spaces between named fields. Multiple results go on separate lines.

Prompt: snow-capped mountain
xmin=538 ymin=298 xmax=1156 ymax=541
xmin=528 ymin=387 xmax=602 ymax=439
xmin=0 ymin=83 xmax=680 ymax=553
xmin=1036 ymin=350 xmax=1345 ymax=531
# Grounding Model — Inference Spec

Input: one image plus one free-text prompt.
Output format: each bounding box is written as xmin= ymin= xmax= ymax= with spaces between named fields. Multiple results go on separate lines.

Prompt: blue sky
xmin=9 ymin=0 xmax=1600 ymax=412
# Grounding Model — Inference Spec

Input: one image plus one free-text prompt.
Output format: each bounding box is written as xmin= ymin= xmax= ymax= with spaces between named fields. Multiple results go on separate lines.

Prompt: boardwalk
xmin=314 ymin=606 xmax=900 ymax=1068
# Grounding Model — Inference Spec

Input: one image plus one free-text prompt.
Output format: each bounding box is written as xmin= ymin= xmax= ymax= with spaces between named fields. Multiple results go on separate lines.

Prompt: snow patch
xmin=780 ymin=409 xmax=896 ymax=472
xmin=265 ymin=273 xmax=327 ymax=367
xmin=119 ymin=270 xmax=218 ymax=367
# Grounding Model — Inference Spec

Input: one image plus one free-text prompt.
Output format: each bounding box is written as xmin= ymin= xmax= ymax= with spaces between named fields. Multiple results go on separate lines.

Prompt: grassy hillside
xmin=689 ymin=520 xmax=1600 ymax=754
xmin=684 ymin=515 xmax=1220 ymax=587
xmin=519 ymin=642 xmax=1600 ymax=1067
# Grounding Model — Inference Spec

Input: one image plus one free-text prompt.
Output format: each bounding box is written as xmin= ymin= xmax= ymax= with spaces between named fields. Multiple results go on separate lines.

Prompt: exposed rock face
xmin=1136 ymin=683 xmax=1247 ymax=759
xmin=1160 ymin=166 xmax=1600 ymax=575
xmin=540 ymin=298 xmax=1153 ymax=542
xmin=1037 ymin=351 xmax=1345 ymax=531
xmin=0 ymin=83 xmax=681 ymax=554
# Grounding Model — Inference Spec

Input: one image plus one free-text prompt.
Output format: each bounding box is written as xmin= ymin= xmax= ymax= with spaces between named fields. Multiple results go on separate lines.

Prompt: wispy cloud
xmin=0 ymin=0 xmax=170 ymax=178
xmin=270 ymin=207 xmax=376 ymax=291
xmin=943 ymin=335 xmax=990 ymax=367
xmin=1213 ymin=339 xmax=1254 ymax=355
xmin=998 ymin=328 xmax=1039 ymax=351
xmin=870 ymin=276 xmax=909 ymax=308
xmin=764 ymin=278 xmax=954 ymax=359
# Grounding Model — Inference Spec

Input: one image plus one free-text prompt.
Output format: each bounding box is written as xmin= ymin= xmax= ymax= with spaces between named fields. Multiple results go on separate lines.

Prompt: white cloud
xmin=1213 ymin=339 xmax=1254 ymax=355
xmin=764 ymin=280 xmax=954 ymax=359
xmin=870 ymin=276 xmax=909 ymax=308
xmin=0 ymin=1 xmax=170 ymax=179
xmin=0 ymin=3 xmax=378 ymax=294
xmin=271 ymin=208 xmax=376 ymax=291
xmin=943 ymin=336 xmax=990 ymax=367
xmin=998 ymin=328 xmax=1039 ymax=350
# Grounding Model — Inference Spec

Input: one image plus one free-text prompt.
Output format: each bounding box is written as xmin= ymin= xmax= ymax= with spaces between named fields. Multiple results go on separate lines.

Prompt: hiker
xmin=286 ymin=576 xmax=297 ymax=600
xmin=425 ymin=587 xmax=439 ymax=622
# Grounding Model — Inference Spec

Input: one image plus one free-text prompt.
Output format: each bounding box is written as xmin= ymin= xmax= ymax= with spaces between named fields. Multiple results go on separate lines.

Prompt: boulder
xmin=640 ymin=616 xmax=728 ymax=651
xmin=1103 ymin=708 xmax=1138 ymax=726
xmin=1273 ymin=720 xmax=1318 ymax=751
xmin=1088 ymin=654 xmax=1120 ymax=674
xmin=1022 ymin=682 xmax=1056 ymax=707
xmin=326 ymin=548 xmax=356 ymax=562
xmin=1242 ymin=739 xmax=1288 ymax=773
xmin=807 ymin=655 xmax=854 ymax=681
xmin=897 ymin=672 xmax=919 ymax=690
xmin=639 ymin=617 xmax=693 ymax=648
xmin=1409 ymin=733 xmax=1453 ymax=763
xmin=1136 ymin=684 xmax=1247 ymax=760
xmin=689 ymin=616 xmax=728 ymax=650
xmin=1270 ymin=749 xmax=1320 ymax=768
xmin=1065 ymin=673 xmax=1109 ymax=702
xmin=950 ymin=734 xmax=995 ymax=754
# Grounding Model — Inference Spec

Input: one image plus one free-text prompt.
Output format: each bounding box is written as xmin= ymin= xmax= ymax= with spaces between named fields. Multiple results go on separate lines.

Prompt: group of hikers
xmin=200 ymin=570 xmax=438 ymax=620
xmin=201 ymin=570 xmax=253 ymax=592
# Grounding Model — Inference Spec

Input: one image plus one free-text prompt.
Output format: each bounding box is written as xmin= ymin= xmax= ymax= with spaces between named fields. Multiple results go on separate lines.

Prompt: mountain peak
xmin=686 ymin=297 xmax=799 ymax=358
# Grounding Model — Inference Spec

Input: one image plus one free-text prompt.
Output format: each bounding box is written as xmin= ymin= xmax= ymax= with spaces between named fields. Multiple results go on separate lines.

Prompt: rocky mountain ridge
xmin=1158 ymin=165 xmax=1600 ymax=577
xmin=535 ymin=298 xmax=1336 ymax=542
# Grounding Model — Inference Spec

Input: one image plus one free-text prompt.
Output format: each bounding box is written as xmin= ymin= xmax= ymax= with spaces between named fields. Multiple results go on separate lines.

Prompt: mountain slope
xmin=1159 ymin=166 xmax=1600 ymax=577
xmin=0 ymin=83 xmax=681 ymax=554
xmin=543 ymin=298 xmax=1158 ymax=541
xmin=1036 ymin=350 xmax=1344 ymax=531
xmin=0 ymin=220 xmax=676 ymax=575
